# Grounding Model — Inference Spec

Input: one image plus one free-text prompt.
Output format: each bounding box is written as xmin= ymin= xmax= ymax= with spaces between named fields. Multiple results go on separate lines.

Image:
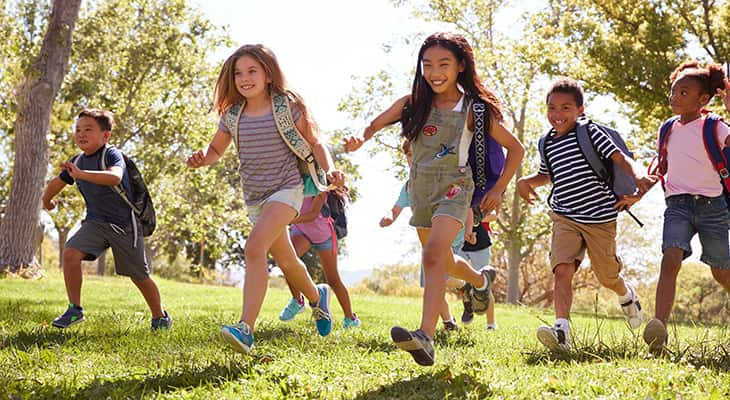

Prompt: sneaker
xmin=390 ymin=326 xmax=435 ymax=366
xmin=151 ymin=310 xmax=173 ymax=330
xmin=220 ymin=321 xmax=254 ymax=354
xmin=460 ymin=284 xmax=474 ymax=324
xmin=643 ymin=318 xmax=667 ymax=352
xmin=536 ymin=325 xmax=569 ymax=351
xmin=52 ymin=304 xmax=85 ymax=328
xmin=343 ymin=314 xmax=361 ymax=329
xmin=486 ymin=323 xmax=498 ymax=330
xmin=311 ymin=284 xmax=333 ymax=336
xmin=470 ymin=267 xmax=496 ymax=314
xmin=620 ymin=286 xmax=643 ymax=329
xmin=279 ymin=295 xmax=306 ymax=321
xmin=443 ymin=319 xmax=459 ymax=331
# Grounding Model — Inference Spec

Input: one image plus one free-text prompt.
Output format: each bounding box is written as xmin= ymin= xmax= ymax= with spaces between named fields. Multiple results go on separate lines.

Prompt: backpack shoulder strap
xmin=701 ymin=113 xmax=730 ymax=191
xmin=104 ymin=145 xmax=140 ymax=214
xmin=224 ymin=101 xmax=245 ymax=150
xmin=471 ymin=100 xmax=487 ymax=190
xmin=271 ymin=92 xmax=331 ymax=192
xmin=576 ymin=119 xmax=609 ymax=182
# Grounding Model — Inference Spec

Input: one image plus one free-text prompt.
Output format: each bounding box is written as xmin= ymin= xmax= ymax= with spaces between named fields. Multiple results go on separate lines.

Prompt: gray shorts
xmin=65 ymin=220 xmax=150 ymax=280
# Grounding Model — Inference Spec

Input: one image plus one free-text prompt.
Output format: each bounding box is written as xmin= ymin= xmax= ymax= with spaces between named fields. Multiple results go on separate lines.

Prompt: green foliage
xmin=2 ymin=272 xmax=730 ymax=399
xmin=353 ymin=263 xmax=423 ymax=297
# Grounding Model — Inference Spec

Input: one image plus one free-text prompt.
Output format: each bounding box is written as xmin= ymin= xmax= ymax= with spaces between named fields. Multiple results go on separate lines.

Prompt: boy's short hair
xmin=77 ymin=109 xmax=115 ymax=132
xmin=546 ymin=77 xmax=584 ymax=107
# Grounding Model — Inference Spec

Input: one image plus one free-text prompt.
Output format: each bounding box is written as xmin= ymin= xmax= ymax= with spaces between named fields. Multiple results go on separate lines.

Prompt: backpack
xmin=224 ymin=92 xmax=334 ymax=194
xmin=74 ymin=146 xmax=156 ymax=237
xmin=468 ymin=100 xmax=506 ymax=208
xmin=538 ymin=117 xmax=643 ymax=226
xmin=654 ymin=113 xmax=730 ymax=214
xmin=321 ymin=190 xmax=348 ymax=239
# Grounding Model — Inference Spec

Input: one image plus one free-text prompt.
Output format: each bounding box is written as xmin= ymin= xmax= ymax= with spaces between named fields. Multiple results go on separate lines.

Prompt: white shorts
xmin=247 ymin=184 xmax=304 ymax=224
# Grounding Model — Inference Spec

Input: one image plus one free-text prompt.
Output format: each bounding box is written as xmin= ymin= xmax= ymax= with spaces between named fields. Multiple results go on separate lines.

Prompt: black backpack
xmin=91 ymin=146 xmax=156 ymax=236
xmin=321 ymin=190 xmax=347 ymax=239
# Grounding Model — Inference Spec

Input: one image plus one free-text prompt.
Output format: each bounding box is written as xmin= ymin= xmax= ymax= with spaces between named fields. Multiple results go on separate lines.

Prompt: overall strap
xmin=701 ymin=113 xmax=730 ymax=191
xmin=472 ymin=100 xmax=486 ymax=190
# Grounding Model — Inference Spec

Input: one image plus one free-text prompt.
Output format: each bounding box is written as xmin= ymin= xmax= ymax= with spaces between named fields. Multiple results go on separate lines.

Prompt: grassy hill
xmin=1 ymin=272 xmax=729 ymax=399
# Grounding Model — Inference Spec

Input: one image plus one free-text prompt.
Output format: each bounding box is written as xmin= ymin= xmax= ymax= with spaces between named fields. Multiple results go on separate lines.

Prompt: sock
xmin=554 ymin=318 xmax=570 ymax=332
xmin=443 ymin=318 xmax=455 ymax=324
xmin=618 ymin=285 xmax=633 ymax=304
xmin=487 ymin=323 xmax=497 ymax=329
xmin=476 ymin=274 xmax=490 ymax=291
xmin=297 ymin=295 xmax=305 ymax=306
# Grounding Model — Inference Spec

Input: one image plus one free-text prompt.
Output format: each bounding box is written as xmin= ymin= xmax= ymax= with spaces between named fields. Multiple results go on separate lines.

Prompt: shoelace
xmin=311 ymin=307 xmax=331 ymax=321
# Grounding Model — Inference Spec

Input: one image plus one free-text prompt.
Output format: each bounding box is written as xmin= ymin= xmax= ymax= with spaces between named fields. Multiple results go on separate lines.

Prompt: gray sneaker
xmin=470 ymin=267 xmax=496 ymax=314
xmin=52 ymin=304 xmax=85 ymax=328
xmin=391 ymin=326 xmax=435 ymax=366
xmin=151 ymin=311 xmax=172 ymax=331
xmin=537 ymin=325 xmax=569 ymax=351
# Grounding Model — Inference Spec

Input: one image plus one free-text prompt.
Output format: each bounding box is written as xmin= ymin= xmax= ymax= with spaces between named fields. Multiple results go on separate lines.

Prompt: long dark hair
xmin=401 ymin=32 xmax=503 ymax=141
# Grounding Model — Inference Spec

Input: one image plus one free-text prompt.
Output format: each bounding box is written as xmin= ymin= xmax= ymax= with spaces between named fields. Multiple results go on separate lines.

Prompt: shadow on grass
xmin=353 ymin=369 xmax=493 ymax=400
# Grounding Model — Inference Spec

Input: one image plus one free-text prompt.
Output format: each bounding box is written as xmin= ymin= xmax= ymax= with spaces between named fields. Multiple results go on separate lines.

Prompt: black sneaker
xmin=151 ymin=311 xmax=172 ymax=330
xmin=52 ymin=304 xmax=85 ymax=328
xmin=461 ymin=284 xmax=474 ymax=324
xmin=391 ymin=326 xmax=435 ymax=366
xmin=443 ymin=319 xmax=459 ymax=331
xmin=470 ymin=267 xmax=496 ymax=314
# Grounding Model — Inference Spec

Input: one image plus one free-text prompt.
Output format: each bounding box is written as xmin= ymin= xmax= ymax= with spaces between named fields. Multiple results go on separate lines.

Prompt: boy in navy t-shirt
xmin=42 ymin=109 xmax=171 ymax=330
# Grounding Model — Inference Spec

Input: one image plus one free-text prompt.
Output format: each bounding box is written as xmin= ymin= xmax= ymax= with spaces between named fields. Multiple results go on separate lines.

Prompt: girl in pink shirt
xmin=644 ymin=61 xmax=730 ymax=352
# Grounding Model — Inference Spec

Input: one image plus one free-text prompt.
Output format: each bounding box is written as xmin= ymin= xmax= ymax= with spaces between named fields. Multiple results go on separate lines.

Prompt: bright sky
xmin=192 ymin=1 xmax=448 ymax=277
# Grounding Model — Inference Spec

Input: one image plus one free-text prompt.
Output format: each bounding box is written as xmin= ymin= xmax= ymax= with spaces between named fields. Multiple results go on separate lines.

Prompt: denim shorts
xmin=290 ymin=228 xmax=334 ymax=252
xmin=663 ymin=194 xmax=730 ymax=269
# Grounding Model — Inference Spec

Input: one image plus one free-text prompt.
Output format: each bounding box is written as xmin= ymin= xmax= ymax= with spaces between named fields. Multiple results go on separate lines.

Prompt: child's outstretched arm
xmin=60 ymin=161 xmax=123 ymax=186
xmin=295 ymin=112 xmax=345 ymax=187
xmin=291 ymin=192 xmax=327 ymax=224
xmin=42 ymin=176 xmax=68 ymax=210
xmin=187 ymin=129 xmax=232 ymax=168
xmin=516 ymin=172 xmax=550 ymax=204
xmin=610 ymin=151 xmax=659 ymax=195
xmin=479 ymin=120 xmax=525 ymax=213
xmin=344 ymin=95 xmax=410 ymax=153
xmin=380 ymin=205 xmax=403 ymax=227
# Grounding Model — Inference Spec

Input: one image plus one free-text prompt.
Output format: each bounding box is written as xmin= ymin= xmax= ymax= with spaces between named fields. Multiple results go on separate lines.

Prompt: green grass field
xmin=1 ymin=272 xmax=729 ymax=399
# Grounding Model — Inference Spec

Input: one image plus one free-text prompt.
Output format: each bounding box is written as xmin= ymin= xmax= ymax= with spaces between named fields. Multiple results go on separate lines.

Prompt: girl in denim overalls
xmin=345 ymin=32 xmax=524 ymax=366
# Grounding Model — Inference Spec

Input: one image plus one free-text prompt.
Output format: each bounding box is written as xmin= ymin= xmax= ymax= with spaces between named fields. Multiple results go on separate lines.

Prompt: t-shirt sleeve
xmin=717 ymin=120 xmax=730 ymax=147
xmin=395 ymin=182 xmax=410 ymax=208
xmin=105 ymin=147 xmax=125 ymax=170
xmin=538 ymin=157 xmax=549 ymax=175
xmin=218 ymin=114 xmax=231 ymax=135
xmin=589 ymin=123 xmax=620 ymax=160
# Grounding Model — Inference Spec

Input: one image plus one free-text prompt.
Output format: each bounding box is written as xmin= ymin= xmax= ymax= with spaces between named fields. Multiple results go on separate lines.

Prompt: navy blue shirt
xmin=60 ymin=145 xmax=134 ymax=227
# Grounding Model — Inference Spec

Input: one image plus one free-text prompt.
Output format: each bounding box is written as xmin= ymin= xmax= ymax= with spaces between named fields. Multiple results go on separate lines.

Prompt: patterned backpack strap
xmin=472 ymin=100 xmax=486 ymax=190
xmin=224 ymin=101 xmax=245 ymax=150
xmin=271 ymin=92 xmax=331 ymax=192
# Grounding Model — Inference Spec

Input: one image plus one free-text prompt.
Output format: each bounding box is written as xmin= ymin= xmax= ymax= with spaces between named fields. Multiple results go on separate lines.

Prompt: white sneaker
xmin=536 ymin=325 xmax=569 ymax=351
xmin=620 ymin=285 xmax=643 ymax=329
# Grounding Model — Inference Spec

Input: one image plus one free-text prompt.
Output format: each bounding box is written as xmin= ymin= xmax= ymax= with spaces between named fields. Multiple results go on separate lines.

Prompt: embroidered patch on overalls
xmin=435 ymin=144 xmax=456 ymax=159
xmin=423 ymin=125 xmax=437 ymax=136
xmin=444 ymin=183 xmax=462 ymax=200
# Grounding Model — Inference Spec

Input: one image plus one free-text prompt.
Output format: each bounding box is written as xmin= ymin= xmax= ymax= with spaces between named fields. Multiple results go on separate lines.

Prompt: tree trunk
xmin=0 ymin=0 xmax=81 ymax=272
xmin=57 ymin=227 xmax=69 ymax=270
xmin=96 ymin=249 xmax=106 ymax=276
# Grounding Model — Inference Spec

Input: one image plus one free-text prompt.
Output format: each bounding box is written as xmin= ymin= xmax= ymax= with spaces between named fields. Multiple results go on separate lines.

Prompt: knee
xmin=62 ymin=248 xmax=83 ymax=267
xmin=553 ymin=264 xmax=575 ymax=282
xmin=243 ymin=242 xmax=268 ymax=265
xmin=422 ymin=248 xmax=442 ymax=269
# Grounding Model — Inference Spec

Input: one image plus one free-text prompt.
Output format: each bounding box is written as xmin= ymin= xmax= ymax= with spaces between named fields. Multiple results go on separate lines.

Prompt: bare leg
xmin=553 ymin=263 xmax=576 ymax=320
xmin=269 ymin=229 xmax=320 ymax=307
xmin=62 ymin=248 xmax=86 ymax=306
xmin=283 ymin=234 xmax=312 ymax=299
xmin=710 ymin=268 xmax=730 ymax=293
xmin=654 ymin=248 xmax=683 ymax=324
xmin=131 ymin=277 xmax=164 ymax=318
xmin=317 ymin=248 xmax=354 ymax=319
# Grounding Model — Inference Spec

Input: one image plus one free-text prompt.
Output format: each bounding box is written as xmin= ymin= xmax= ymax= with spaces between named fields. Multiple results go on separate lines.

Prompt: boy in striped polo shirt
xmin=516 ymin=77 xmax=656 ymax=351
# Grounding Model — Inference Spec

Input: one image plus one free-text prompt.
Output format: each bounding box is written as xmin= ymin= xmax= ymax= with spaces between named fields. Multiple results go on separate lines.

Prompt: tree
xmin=0 ymin=0 xmax=81 ymax=273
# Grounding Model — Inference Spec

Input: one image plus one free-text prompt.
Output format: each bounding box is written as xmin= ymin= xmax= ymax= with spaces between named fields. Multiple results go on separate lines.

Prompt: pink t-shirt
xmin=291 ymin=196 xmax=332 ymax=243
xmin=661 ymin=115 xmax=730 ymax=198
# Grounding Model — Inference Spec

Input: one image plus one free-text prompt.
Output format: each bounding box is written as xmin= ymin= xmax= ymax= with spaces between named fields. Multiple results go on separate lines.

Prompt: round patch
xmin=423 ymin=125 xmax=437 ymax=136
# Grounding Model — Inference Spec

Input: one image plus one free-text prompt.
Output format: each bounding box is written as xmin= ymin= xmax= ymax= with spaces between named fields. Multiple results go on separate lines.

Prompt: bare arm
xmin=516 ymin=172 xmax=551 ymax=205
xmin=479 ymin=120 xmax=526 ymax=213
xmin=42 ymin=176 xmax=68 ymax=210
xmin=291 ymin=192 xmax=327 ymax=224
xmin=344 ymin=95 xmax=410 ymax=153
xmin=295 ymin=110 xmax=345 ymax=187
xmin=610 ymin=151 xmax=658 ymax=195
xmin=380 ymin=204 xmax=404 ymax=227
xmin=60 ymin=162 xmax=123 ymax=186
xmin=186 ymin=128 xmax=233 ymax=168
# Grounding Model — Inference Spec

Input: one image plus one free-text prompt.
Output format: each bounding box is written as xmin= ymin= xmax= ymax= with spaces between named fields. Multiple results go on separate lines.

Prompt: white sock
xmin=476 ymin=274 xmax=490 ymax=291
xmin=554 ymin=318 xmax=570 ymax=332
xmin=618 ymin=285 xmax=633 ymax=304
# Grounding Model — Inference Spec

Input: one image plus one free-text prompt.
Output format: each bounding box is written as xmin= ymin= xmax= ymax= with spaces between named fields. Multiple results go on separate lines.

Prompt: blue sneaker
xmin=279 ymin=295 xmax=306 ymax=321
xmin=151 ymin=310 xmax=172 ymax=331
xmin=311 ymin=284 xmax=332 ymax=336
xmin=343 ymin=313 xmax=361 ymax=329
xmin=52 ymin=304 xmax=84 ymax=328
xmin=220 ymin=321 xmax=254 ymax=354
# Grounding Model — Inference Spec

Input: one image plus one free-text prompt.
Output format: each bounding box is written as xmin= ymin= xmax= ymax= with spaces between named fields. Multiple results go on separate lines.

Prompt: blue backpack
xmin=538 ymin=118 xmax=642 ymax=226
xmin=655 ymin=113 xmax=730 ymax=214
xmin=468 ymin=101 xmax=506 ymax=209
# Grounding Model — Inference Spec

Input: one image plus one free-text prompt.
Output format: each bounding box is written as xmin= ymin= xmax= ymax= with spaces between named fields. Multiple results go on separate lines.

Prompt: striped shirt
xmin=218 ymin=106 xmax=303 ymax=205
xmin=538 ymin=123 xmax=620 ymax=223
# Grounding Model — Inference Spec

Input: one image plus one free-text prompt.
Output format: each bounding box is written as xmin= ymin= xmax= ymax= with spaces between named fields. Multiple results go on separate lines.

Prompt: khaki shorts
xmin=549 ymin=211 xmax=623 ymax=286
xmin=409 ymin=166 xmax=473 ymax=228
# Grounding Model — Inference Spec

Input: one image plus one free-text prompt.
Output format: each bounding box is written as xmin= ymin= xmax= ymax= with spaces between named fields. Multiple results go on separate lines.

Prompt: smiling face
xmin=233 ymin=55 xmax=270 ymax=101
xmin=669 ymin=73 xmax=710 ymax=118
xmin=546 ymin=92 xmax=584 ymax=136
xmin=75 ymin=116 xmax=110 ymax=154
xmin=421 ymin=45 xmax=464 ymax=96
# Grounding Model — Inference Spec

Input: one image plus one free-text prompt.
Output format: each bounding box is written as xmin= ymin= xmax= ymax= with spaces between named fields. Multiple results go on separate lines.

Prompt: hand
xmin=717 ymin=77 xmax=730 ymax=114
xmin=465 ymin=231 xmax=477 ymax=245
xmin=634 ymin=174 xmax=659 ymax=195
xmin=43 ymin=198 xmax=58 ymax=211
xmin=343 ymin=135 xmax=365 ymax=153
xmin=61 ymin=161 xmax=83 ymax=179
xmin=379 ymin=214 xmax=394 ymax=227
xmin=516 ymin=178 xmax=539 ymax=204
xmin=614 ymin=193 xmax=641 ymax=211
xmin=326 ymin=170 xmax=345 ymax=187
xmin=479 ymin=187 xmax=503 ymax=215
xmin=186 ymin=150 xmax=206 ymax=168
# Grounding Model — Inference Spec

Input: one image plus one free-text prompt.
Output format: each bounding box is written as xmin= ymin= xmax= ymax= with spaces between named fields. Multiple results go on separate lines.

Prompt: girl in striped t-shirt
xmin=187 ymin=44 xmax=344 ymax=354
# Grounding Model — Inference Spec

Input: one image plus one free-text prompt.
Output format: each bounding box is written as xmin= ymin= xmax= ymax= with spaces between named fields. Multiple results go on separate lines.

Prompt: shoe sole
xmin=52 ymin=316 xmax=85 ymax=329
xmin=219 ymin=328 xmax=252 ymax=354
xmin=390 ymin=326 xmax=434 ymax=366
xmin=536 ymin=327 xmax=566 ymax=352
xmin=643 ymin=319 xmax=667 ymax=352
